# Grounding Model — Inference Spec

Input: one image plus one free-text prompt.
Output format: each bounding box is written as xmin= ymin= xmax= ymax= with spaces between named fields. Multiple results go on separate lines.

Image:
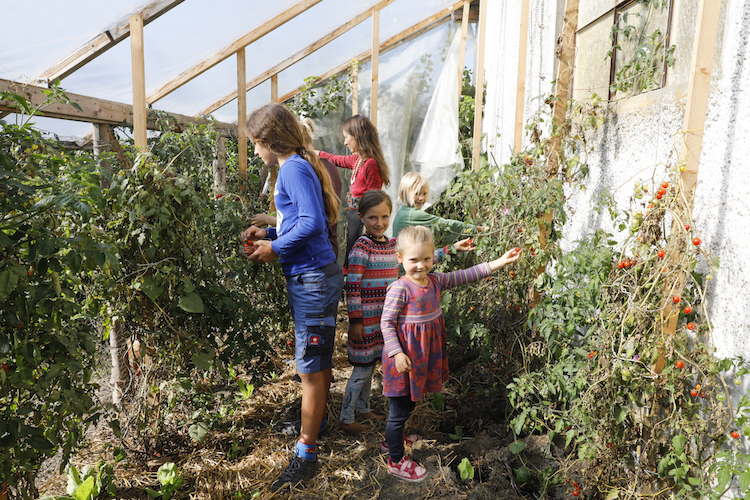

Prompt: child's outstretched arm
xmin=437 ymin=247 xmax=522 ymax=289
xmin=488 ymin=247 xmax=522 ymax=271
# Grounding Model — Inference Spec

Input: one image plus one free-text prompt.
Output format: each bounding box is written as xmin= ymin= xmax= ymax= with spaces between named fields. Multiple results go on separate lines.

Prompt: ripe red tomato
xmin=617 ymin=262 xmax=624 ymax=269
xmin=675 ymin=360 xmax=684 ymax=369
xmin=731 ymin=431 xmax=740 ymax=439
xmin=1 ymin=363 xmax=9 ymax=372
xmin=656 ymin=193 xmax=663 ymax=200
xmin=690 ymin=389 xmax=698 ymax=397
xmin=684 ymin=306 xmax=692 ymax=314
xmin=673 ymin=296 xmax=680 ymax=304
xmin=607 ymin=442 xmax=613 ymax=449
xmin=215 ymin=193 xmax=223 ymax=199
xmin=662 ymin=182 xmax=669 ymax=189
xmin=687 ymin=323 xmax=695 ymax=330
xmin=287 ymin=340 xmax=292 ymax=346
xmin=693 ymin=237 xmax=701 ymax=246
xmin=587 ymin=352 xmax=594 ymax=359
xmin=699 ymin=391 xmax=706 ymax=398
xmin=657 ymin=188 xmax=666 ymax=196
xmin=623 ymin=260 xmax=631 ymax=268
xmin=573 ymin=492 xmax=580 ymax=497
xmin=684 ymin=224 xmax=690 ymax=230
xmin=17 ymin=324 xmax=23 ymax=330
xmin=27 ymin=270 xmax=33 ymax=276
xmin=647 ymin=203 xmax=654 ymax=210
xmin=657 ymin=250 xmax=665 ymax=258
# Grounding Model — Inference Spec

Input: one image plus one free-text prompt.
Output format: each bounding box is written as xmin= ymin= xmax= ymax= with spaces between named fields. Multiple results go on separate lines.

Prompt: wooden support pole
xmin=513 ymin=0 xmax=531 ymax=154
xmin=659 ymin=0 xmax=722 ymax=338
xmin=271 ymin=74 xmax=278 ymax=103
xmin=130 ymin=15 xmax=147 ymax=152
xmin=547 ymin=0 xmax=579 ymax=177
xmin=352 ymin=62 xmax=359 ymax=116
xmin=679 ymin=0 xmax=721 ymax=203
xmin=237 ymin=48 xmax=248 ymax=193
xmin=458 ymin=0 xmax=471 ymax=102
xmin=472 ymin=0 xmax=488 ymax=170
xmin=371 ymin=8 xmax=380 ymax=127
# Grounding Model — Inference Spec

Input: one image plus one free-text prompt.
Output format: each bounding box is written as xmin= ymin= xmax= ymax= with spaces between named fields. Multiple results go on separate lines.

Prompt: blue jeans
xmin=286 ymin=262 xmax=343 ymax=374
xmin=340 ymin=364 xmax=375 ymax=424
xmin=386 ymin=395 xmax=416 ymax=462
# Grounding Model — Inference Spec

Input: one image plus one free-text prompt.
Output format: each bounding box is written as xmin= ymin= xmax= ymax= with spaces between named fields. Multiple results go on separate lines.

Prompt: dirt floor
xmin=36 ymin=311 xmax=570 ymax=500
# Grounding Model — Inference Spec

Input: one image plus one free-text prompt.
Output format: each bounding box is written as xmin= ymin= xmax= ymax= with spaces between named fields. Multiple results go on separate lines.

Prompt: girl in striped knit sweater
xmin=341 ymin=190 xmax=474 ymax=435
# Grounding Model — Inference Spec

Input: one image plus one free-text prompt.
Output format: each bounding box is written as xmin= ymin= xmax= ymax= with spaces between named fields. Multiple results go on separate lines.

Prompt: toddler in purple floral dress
xmin=380 ymin=225 xmax=521 ymax=482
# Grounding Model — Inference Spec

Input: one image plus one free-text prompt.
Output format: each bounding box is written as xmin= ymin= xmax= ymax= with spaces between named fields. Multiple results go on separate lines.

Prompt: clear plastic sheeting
xmin=410 ymin=27 xmax=471 ymax=201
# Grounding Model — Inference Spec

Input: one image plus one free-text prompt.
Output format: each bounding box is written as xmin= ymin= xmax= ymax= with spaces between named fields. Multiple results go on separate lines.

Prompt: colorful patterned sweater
xmin=346 ymin=236 xmax=452 ymax=366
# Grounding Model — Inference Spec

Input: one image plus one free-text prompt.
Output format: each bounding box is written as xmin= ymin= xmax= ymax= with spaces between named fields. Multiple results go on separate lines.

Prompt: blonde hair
xmin=342 ymin=115 xmax=391 ymax=187
xmin=396 ymin=225 xmax=434 ymax=254
xmin=299 ymin=117 xmax=315 ymax=150
xmin=245 ymin=104 xmax=339 ymax=224
xmin=398 ymin=171 xmax=429 ymax=206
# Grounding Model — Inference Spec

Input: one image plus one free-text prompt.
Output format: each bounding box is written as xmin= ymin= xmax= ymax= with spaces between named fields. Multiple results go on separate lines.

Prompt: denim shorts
xmin=286 ymin=262 xmax=343 ymax=374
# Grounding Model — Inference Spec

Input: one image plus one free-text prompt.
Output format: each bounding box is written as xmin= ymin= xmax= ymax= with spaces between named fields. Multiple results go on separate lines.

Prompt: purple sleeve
xmin=434 ymin=263 xmax=492 ymax=290
xmin=381 ymin=282 xmax=409 ymax=357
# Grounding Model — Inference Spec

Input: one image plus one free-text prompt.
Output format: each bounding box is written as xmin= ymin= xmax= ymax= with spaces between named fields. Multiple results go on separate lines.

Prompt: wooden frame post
xmin=130 ymin=15 xmax=147 ymax=152
xmin=237 ymin=48 xmax=247 ymax=193
xmin=371 ymin=8 xmax=380 ymax=127
xmin=547 ymin=0 xmax=579 ymax=176
xmin=271 ymin=74 xmax=279 ymax=103
xmin=458 ymin=0 xmax=471 ymax=102
xmin=352 ymin=61 xmax=359 ymax=116
xmin=513 ymin=0 xmax=531 ymax=154
xmin=659 ymin=0 xmax=722 ymax=337
xmin=472 ymin=0 xmax=488 ymax=170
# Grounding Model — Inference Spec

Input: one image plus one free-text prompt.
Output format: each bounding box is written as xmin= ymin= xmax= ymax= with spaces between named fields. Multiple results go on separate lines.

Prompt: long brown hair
xmin=245 ymin=104 xmax=339 ymax=224
xmin=342 ymin=115 xmax=390 ymax=187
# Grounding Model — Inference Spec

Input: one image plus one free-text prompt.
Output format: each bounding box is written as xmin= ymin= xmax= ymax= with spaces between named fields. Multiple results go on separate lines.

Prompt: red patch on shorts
xmin=309 ymin=335 xmax=321 ymax=346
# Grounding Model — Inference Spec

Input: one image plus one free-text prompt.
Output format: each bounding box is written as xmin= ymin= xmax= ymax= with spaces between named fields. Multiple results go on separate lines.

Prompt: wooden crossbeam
xmin=371 ymin=8 xmax=380 ymax=126
xmin=0 ymin=78 xmax=234 ymax=132
xmin=148 ymin=0 xmax=323 ymax=105
xmin=278 ymin=1 xmax=463 ymax=104
xmin=201 ymin=0 xmax=396 ymax=116
xmin=37 ymin=0 xmax=184 ymax=83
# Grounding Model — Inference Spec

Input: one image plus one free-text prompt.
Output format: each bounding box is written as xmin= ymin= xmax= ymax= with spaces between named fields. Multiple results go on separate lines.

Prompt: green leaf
xmin=192 ymin=350 xmax=213 ymax=371
xmin=509 ymin=440 xmax=526 ymax=454
xmin=72 ymin=476 xmax=95 ymax=500
xmin=514 ymin=466 xmax=532 ymax=485
xmin=110 ymin=419 xmax=122 ymax=439
xmin=145 ymin=487 xmax=161 ymax=498
xmin=717 ymin=465 xmax=731 ymax=490
xmin=178 ymin=292 xmax=204 ymax=313
xmin=614 ymin=405 xmax=627 ymax=424
xmin=458 ymin=457 xmax=474 ymax=480
xmin=739 ymin=470 xmax=750 ymax=491
xmin=157 ymin=462 xmax=179 ymax=485
xmin=0 ymin=264 xmax=26 ymax=300
xmin=66 ymin=465 xmax=83 ymax=495
xmin=141 ymin=276 xmax=164 ymax=301
xmin=188 ymin=422 xmax=209 ymax=442
xmin=672 ymin=434 xmax=688 ymax=455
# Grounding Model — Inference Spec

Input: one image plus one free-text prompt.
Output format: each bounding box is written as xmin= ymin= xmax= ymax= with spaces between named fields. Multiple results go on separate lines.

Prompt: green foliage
xmin=457 ymin=457 xmax=474 ymax=481
xmin=65 ymin=462 xmax=116 ymax=500
xmin=145 ymin=462 xmax=183 ymax=500
xmin=608 ymin=0 xmax=676 ymax=97
xmin=1 ymin=86 xmax=113 ymax=498
xmin=288 ymin=67 xmax=352 ymax=119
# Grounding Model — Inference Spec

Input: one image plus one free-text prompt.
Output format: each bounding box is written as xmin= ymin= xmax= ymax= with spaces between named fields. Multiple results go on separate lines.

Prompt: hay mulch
xmin=36 ymin=309 xmax=542 ymax=500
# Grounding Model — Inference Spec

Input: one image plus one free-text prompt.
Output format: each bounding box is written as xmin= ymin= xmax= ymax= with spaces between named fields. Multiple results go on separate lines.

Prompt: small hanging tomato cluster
xmin=566 ymin=478 xmax=582 ymax=497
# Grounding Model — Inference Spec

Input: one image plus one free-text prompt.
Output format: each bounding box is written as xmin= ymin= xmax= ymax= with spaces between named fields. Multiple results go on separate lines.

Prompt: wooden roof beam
xmin=278 ymin=1 xmax=463 ymax=104
xmin=201 ymin=0 xmax=397 ymax=116
xmin=0 ymin=78 xmax=234 ymax=133
xmin=148 ymin=0 xmax=323 ymax=105
xmin=37 ymin=0 xmax=185 ymax=84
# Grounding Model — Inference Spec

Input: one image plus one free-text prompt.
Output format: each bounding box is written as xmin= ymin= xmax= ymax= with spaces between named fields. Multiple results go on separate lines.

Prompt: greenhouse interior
xmin=2 ymin=0 xmax=750 ymax=498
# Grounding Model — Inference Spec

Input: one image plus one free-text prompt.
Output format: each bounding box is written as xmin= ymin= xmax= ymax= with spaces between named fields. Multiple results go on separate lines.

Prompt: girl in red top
xmin=316 ymin=115 xmax=391 ymax=268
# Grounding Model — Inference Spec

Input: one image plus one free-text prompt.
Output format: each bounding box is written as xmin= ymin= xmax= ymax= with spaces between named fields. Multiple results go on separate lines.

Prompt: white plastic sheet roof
xmin=1 ymin=0 xmax=467 ymax=138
